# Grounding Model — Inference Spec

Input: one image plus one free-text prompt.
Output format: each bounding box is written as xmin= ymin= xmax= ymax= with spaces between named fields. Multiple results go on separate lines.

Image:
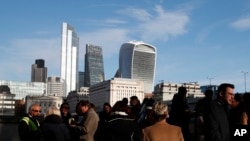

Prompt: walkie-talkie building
xmin=84 ymin=44 xmax=105 ymax=87
xmin=115 ymin=41 xmax=157 ymax=93
xmin=60 ymin=22 xmax=79 ymax=96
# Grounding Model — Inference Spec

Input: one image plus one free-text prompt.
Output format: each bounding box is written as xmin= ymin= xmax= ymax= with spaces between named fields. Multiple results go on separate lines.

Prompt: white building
xmin=153 ymin=82 xmax=204 ymax=107
xmin=25 ymin=95 xmax=63 ymax=115
xmin=66 ymin=87 xmax=89 ymax=114
xmin=0 ymin=80 xmax=46 ymax=100
xmin=60 ymin=22 xmax=79 ymax=97
xmin=89 ymin=77 xmax=144 ymax=112
xmin=115 ymin=41 xmax=157 ymax=94
xmin=47 ymin=76 xmax=65 ymax=97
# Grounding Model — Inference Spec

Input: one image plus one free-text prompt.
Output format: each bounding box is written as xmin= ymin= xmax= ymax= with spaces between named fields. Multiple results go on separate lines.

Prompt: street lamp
xmin=207 ymin=77 xmax=213 ymax=86
xmin=241 ymin=71 xmax=248 ymax=93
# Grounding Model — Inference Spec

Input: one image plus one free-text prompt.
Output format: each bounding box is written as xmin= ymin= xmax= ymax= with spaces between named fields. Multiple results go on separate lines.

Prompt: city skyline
xmin=1 ymin=1 xmax=250 ymax=93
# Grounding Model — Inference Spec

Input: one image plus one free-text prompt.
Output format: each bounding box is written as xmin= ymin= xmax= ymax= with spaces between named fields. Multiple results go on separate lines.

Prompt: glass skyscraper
xmin=115 ymin=41 xmax=157 ymax=93
xmin=84 ymin=44 xmax=105 ymax=87
xmin=60 ymin=22 xmax=79 ymax=96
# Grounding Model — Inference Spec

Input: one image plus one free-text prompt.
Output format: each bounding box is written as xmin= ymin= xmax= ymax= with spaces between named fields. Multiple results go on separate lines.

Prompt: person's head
xmin=45 ymin=107 xmax=61 ymax=117
xmin=28 ymin=103 xmax=41 ymax=117
xmin=60 ymin=102 xmax=70 ymax=116
xmin=78 ymin=100 xmax=91 ymax=114
xmin=152 ymin=101 xmax=168 ymax=121
xmin=130 ymin=96 xmax=140 ymax=107
xmin=231 ymin=93 xmax=241 ymax=108
xmin=122 ymin=97 xmax=128 ymax=105
xmin=243 ymin=93 xmax=250 ymax=110
xmin=103 ymin=102 xmax=112 ymax=113
xmin=217 ymin=83 xmax=235 ymax=105
xmin=112 ymin=101 xmax=130 ymax=115
xmin=178 ymin=86 xmax=187 ymax=96
xmin=204 ymin=89 xmax=213 ymax=100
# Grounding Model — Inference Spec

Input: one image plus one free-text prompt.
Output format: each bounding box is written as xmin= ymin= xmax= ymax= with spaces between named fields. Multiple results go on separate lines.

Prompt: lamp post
xmin=242 ymin=71 xmax=248 ymax=93
xmin=207 ymin=77 xmax=213 ymax=86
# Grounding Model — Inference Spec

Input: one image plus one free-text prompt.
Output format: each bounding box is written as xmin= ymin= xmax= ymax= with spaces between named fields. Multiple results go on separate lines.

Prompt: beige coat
xmin=142 ymin=120 xmax=184 ymax=141
xmin=80 ymin=108 xmax=99 ymax=141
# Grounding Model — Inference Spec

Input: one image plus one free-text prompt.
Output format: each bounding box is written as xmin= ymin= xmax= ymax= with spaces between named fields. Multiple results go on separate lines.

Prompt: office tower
xmin=115 ymin=41 xmax=157 ymax=93
xmin=78 ymin=71 xmax=85 ymax=88
xmin=31 ymin=59 xmax=47 ymax=82
xmin=47 ymin=76 xmax=65 ymax=97
xmin=60 ymin=22 xmax=79 ymax=96
xmin=84 ymin=44 xmax=105 ymax=87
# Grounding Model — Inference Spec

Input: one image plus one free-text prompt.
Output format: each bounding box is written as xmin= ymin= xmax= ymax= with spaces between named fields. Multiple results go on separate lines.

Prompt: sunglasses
xmin=32 ymin=110 xmax=41 ymax=113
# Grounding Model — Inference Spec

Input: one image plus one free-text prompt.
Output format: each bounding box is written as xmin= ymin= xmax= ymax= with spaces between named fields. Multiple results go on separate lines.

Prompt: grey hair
xmin=45 ymin=107 xmax=61 ymax=117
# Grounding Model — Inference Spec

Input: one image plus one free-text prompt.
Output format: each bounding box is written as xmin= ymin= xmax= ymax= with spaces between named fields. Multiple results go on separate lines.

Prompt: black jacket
xmin=204 ymin=100 xmax=230 ymax=141
xmin=41 ymin=114 xmax=71 ymax=141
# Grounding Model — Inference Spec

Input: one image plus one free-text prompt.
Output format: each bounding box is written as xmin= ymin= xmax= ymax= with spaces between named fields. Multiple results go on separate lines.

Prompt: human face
xmin=104 ymin=105 xmax=111 ymax=113
xmin=231 ymin=98 xmax=239 ymax=108
xmin=221 ymin=87 xmax=234 ymax=105
xmin=31 ymin=105 xmax=41 ymax=117
xmin=61 ymin=107 xmax=69 ymax=116
xmin=80 ymin=105 xmax=89 ymax=114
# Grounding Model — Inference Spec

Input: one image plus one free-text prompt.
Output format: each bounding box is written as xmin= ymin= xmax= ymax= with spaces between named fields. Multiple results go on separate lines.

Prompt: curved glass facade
xmin=118 ymin=41 xmax=156 ymax=93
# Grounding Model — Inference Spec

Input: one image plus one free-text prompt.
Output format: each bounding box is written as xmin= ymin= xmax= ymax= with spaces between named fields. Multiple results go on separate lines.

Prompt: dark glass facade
xmin=84 ymin=44 xmax=105 ymax=87
xmin=31 ymin=59 xmax=47 ymax=83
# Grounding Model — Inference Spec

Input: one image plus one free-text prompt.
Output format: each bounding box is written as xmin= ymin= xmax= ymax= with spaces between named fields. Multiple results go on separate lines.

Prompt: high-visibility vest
xmin=21 ymin=117 xmax=40 ymax=131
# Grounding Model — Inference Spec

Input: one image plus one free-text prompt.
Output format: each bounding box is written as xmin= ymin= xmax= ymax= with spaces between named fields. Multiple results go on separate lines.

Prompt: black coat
xmin=204 ymin=100 xmax=230 ymax=141
xmin=104 ymin=112 xmax=141 ymax=141
xmin=41 ymin=114 xmax=71 ymax=141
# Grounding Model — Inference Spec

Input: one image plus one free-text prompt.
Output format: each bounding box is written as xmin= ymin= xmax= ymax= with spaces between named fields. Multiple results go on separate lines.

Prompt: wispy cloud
xmin=230 ymin=17 xmax=250 ymax=31
xmin=118 ymin=5 xmax=190 ymax=42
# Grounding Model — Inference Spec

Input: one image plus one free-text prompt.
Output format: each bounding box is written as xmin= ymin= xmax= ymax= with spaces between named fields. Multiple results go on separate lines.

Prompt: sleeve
xmin=82 ymin=110 xmax=99 ymax=135
xmin=18 ymin=120 xmax=30 ymax=141
xmin=205 ymin=103 xmax=223 ymax=141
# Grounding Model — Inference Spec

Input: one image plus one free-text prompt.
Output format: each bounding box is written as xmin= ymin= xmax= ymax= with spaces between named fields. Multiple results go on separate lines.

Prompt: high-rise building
xmin=31 ymin=59 xmax=47 ymax=82
xmin=115 ymin=41 xmax=157 ymax=93
xmin=47 ymin=76 xmax=65 ymax=97
xmin=78 ymin=71 xmax=85 ymax=88
xmin=60 ymin=22 xmax=79 ymax=96
xmin=84 ymin=44 xmax=105 ymax=87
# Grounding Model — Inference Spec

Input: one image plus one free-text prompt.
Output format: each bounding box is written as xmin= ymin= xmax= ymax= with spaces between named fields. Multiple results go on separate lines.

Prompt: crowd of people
xmin=18 ymin=83 xmax=250 ymax=141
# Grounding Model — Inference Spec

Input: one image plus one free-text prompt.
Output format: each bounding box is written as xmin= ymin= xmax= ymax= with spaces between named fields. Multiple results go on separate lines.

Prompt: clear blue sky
xmin=1 ymin=0 xmax=250 ymax=93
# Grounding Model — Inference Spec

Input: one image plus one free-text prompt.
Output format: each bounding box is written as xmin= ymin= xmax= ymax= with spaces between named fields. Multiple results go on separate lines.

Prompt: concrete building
xmin=115 ymin=41 xmax=156 ymax=93
xmin=84 ymin=44 xmax=105 ymax=87
xmin=89 ymin=77 xmax=144 ymax=112
xmin=200 ymin=85 xmax=218 ymax=100
xmin=66 ymin=87 xmax=89 ymax=114
xmin=0 ymin=92 xmax=15 ymax=116
xmin=31 ymin=59 xmax=47 ymax=83
xmin=60 ymin=22 xmax=79 ymax=97
xmin=47 ymin=76 xmax=65 ymax=97
xmin=153 ymin=82 xmax=204 ymax=109
xmin=25 ymin=95 xmax=63 ymax=115
xmin=0 ymin=80 xmax=46 ymax=100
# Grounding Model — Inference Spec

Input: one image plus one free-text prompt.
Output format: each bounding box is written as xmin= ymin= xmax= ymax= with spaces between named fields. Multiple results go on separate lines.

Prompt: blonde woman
xmin=41 ymin=107 xmax=71 ymax=141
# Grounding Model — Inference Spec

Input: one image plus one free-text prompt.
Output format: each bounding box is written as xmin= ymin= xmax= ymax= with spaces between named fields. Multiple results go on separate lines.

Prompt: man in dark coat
xmin=204 ymin=83 xmax=235 ymax=141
